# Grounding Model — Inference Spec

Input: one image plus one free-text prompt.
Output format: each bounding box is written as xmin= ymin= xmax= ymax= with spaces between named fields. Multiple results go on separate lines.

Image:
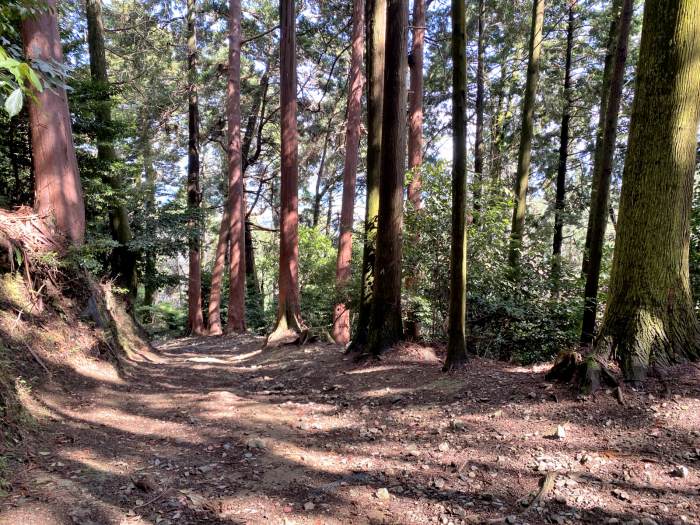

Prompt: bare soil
xmin=1 ymin=336 xmax=699 ymax=525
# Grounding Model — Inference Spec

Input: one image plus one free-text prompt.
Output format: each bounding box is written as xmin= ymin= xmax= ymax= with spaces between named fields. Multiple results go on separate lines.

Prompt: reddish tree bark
xmin=186 ymin=0 xmax=205 ymax=335
xmin=209 ymin=68 xmax=268 ymax=334
xmin=406 ymin=0 xmax=424 ymax=208
xmin=22 ymin=0 xmax=85 ymax=245
xmin=268 ymin=0 xmax=304 ymax=344
xmin=224 ymin=0 xmax=246 ymax=334
xmin=365 ymin=0 xmax=408 ymax=355
xmin=332 ymin=0 xmax=365 ymax=345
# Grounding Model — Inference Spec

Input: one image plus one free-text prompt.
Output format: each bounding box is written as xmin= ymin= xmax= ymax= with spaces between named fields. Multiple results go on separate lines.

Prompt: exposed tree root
xmin=546 ymin=350 xmax=618 ymax=394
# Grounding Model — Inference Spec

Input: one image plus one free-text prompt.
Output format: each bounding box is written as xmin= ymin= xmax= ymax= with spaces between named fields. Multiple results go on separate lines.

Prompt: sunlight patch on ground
xmin=360 ymin=386 xmax=415 ymax=398
xmin=344 ymin=365 xmax=412 ymax=375
xmin=184 ymin=356 xmax=230 ymax=364
xmin=59 ymin=449 xmax=128 ymax=475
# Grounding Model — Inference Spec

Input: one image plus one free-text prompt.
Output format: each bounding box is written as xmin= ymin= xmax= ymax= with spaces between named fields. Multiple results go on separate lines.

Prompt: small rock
xmin=553 ymin=425 xmax=566 ymax=440
xmin=433 ymin=477 xmax=446 ymax=489
xmin=641 ymin=518 xmax=658 ymax=525
xmin=438 ymin=442 xmax=450 ymax=452
xmin=303 ymin=502 xmax=315 ymax=511
xmin=612 ymin=488 xmax=631 ymax=501
xmin=606 ymin=519 xmax=619 ymax=525
xmin=671 ymin=465 xmax=689 ymax=478
xmin=246 ymin=438 xmax=266 ymax=450
xmin=505 ymin=515 xmax=517 ymax=524
xmin=528 ymin=392 xmax=537 ymax=399
xmin=376 ymin=487 xmax=390 ymax=500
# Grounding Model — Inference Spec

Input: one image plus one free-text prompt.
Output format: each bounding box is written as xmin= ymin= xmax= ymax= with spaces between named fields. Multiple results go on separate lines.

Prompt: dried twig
xmin=23 ymin=343 xmax=50 ymax=376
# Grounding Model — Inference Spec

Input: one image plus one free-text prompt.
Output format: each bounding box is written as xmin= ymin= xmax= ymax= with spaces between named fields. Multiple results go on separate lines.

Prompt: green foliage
xmin=137 ymin=302 xmax=187 ymax=337
xmin=404 ymin=162 xmax=582 ymax=364
xmin=0 ymin=45 xmax=42 ymax=117
xmin=690 ymin=170 xmax=700 ymax=309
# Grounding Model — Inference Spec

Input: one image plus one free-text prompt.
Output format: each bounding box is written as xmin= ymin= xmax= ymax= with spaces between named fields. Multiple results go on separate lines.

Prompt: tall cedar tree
xmin=550 ymin=3 xmax=574 ymax=293
xmin=349 ymin=0 xmax=385 ymax=352
xmin=365 ymin=0 xmax=408 ymax=355
xmin=268 ymin=0 xmax=304 ymax=344
xmin=590 ymin=0 xmax=700 ymax=382
xmin=332 ymin=0 xmax=365 ymax=345
xmin=507 ymin=0 xmax=545 ymax=269
xmin=225 ymin=0 xmax=247 ymax=333
xmin=404 ymin=0 xmax=425 ymax=340
xmin=209 ymin=67 xmax=269 ymax=333
xmin=186 ymin=0 xmax=205 ymax=335
xmin=472 ymin=0 xmax=485 ymax=221
xmin=443 ymin=0 xmax=468 ymax=371
xmin=406 ymin=0 xmax=424 ymax=207
xmin=243 ymin=70 xmax=269 ymax=316
xmin=580 ymin=0 xmax=634 ymax=345
xmin=22 ymin=0 xmax=85 ymax=245
xmin=85 ymin=0 xmax=137 ymax=299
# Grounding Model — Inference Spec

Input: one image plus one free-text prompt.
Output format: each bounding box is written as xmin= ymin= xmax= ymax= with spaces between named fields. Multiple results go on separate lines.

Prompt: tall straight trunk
xmin=186 ymin=0 xmax=205 ymax=335
xmin=268 ymin=0 xmax=304 ymax=342
xmin=406 ymin=0 xmax=424 ymax=207
xmin=507 ymin=0 xmax=545 ymax=269
xmin=592 ymin=0 xmax=700 ymax=382
xmin=85 ymin=0 xmax=137 ymax=299
xmin=22 ymin=0 xmax=85 ymax=245
xmin=349 ymin=0 xmax=385 ymax=351
xmin=443 ymin=0 xmax=468 ymax=371
xmin=209 ymin=70 xmax=268 ymax=333
xmin=581 ymin=0 xmax=623 ymax=278
xmin=142 ymin=121 xmax=158 ymax=312
xmin=404 ymin=0 xmax=425 ymax=340
xmin=244 ymin=220 xmax=262 ymax=302
xmin=366 ymin=0 xmax=408 ymax=355
xmin=326 ymin=184 xmax=334 ymax=235
xmin=580 ymin=0 xmax=633 ymax=345
xmin=224 ymin=0 xmax=246 ymax=334
xmin=472 ymin=0 xmax=485 ymax=221
xmin=332 ymin=0 xmax=365 ymax=345
xmin=551 ymin=4 xmax=574 ymax=292
xmin=312 ymin=124 xmax=332 ymax=227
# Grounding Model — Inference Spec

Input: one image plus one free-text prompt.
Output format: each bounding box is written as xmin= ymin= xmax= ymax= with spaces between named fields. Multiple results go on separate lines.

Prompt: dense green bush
xmin=404 ymin=162 xmax=583 ymax=364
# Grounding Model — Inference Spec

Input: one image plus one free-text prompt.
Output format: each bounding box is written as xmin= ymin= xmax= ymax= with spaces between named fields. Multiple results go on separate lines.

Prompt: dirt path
xmin=1 ymin=335 xmax=699 ymax=525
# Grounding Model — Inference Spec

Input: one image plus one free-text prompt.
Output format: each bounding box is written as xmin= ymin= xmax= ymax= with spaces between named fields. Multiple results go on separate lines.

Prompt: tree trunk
xmin=22 ymin=0 xmax=85 ymax=246
xmin=581 ymin=0 xmax=623 ymax=277
xmin=326 ymin=183 xmax=334 ymax=236
xmin=85 ymin=0 xmax=137 ymax=299
xmin=186 ymin=0 xmax=205 ymax=335
xmin=406 ymin=0 xmax=424 ymax=208
xmin=142 ymin=121 xmax=158 ymax=314
xmin=472 ymin=0 xmax=485 ymax=222
xmin=591 ymin=0 xmax=700 ymax=383
xmin=507 ymin=0 xmax=545 ymax=269
xmin=365 ymin=0 xmax=408 ymax=356
xmin=551 ymin=4 xmax=574 ymax=293
xmin=580 ymin=0 xmax=633 ymax=345
xmin=312 ymin=124 xmax=332 ymax=228
xmin=224 ymin=0 xmax=246 ymax=334
xmin=209 ymin=69 xmax=268 ymax=333
xmin=244 ymin=220 xmax=262 ymax=307
xmin=332 ymin=0 xmax=365 ymax=345
xmin=349 ymin=0 xmax=385 ymax=352
xmin=268 ymin=0 xmax=304 ymax=344
xmin=443 ymin=0 xmax=468 ymax=371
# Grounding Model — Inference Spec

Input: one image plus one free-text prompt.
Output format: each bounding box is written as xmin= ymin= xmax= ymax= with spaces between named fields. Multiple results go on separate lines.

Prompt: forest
xmin=0 ymin=0 xmax=699 ymax=523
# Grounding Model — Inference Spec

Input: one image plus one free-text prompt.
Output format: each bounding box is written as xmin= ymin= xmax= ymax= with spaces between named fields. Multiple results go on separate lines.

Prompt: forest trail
xmin=1 ymin=336 xmax=699 ymax=525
